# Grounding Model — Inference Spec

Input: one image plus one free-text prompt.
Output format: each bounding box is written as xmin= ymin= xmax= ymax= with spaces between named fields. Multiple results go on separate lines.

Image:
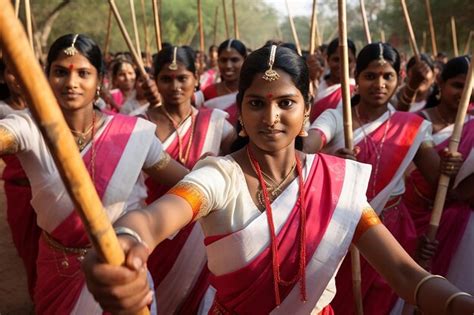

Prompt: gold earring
xmin=238 ymin=117 xmax=248 ymax=137
xmin=298 ymin=114 xmax=309 ymax=137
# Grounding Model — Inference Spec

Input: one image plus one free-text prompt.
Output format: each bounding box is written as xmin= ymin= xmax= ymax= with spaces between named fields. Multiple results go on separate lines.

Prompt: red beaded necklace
xmin=246 ymin=145 xmax=307 ymax=305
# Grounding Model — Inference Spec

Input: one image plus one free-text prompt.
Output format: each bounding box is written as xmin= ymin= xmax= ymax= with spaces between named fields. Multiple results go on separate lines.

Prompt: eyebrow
xmin=245 ymin=93 xmax=298 ymax=99
xmin=52 ymin=64 xmax=92 ymax=71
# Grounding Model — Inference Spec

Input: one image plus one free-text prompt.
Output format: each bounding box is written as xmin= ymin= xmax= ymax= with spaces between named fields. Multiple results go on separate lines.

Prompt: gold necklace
xmin=246 ymin=149 xmax=297 ymax=210
xmin=70 ymin=112 xmax=96 ymax=151
xmin=161 ymin=106 xmax=195 ymax=165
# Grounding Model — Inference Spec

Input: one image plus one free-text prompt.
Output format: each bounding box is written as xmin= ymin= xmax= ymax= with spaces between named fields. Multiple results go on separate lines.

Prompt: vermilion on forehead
xmin=52 ymin=53 xmax=95 ymax=70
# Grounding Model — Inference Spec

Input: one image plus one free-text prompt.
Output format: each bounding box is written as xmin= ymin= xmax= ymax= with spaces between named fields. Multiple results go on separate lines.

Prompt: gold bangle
xmin=444 ymin=292 xmax=472 ymax=313
xmin=414 ymin=274 xmax=446 ymax=308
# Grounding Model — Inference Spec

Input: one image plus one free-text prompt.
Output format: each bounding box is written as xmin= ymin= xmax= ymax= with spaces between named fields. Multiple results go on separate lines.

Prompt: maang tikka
xmin=226 ymin=39 xmax=234 ymax=52
xmin=168 ymin=46 xmax=178 ymax=70
xmin=64 ymin=34 xmax=79 ymax=56
xmin=262 ymin=45 xmax=280 ymax=82
xmin=377 ymin=43 xmax=387 ymax=66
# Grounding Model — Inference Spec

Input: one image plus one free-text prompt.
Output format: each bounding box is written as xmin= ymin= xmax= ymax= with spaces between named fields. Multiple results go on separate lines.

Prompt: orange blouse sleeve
xmin=353 ymin=206 xmax=381 ymax=244
xmin=166 ymin=182 xmax=210 ymax=221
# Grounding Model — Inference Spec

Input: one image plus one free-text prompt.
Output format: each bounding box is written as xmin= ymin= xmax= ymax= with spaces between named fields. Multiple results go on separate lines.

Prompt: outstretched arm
xmin=356 ymin=223 xmax=474 ymax=314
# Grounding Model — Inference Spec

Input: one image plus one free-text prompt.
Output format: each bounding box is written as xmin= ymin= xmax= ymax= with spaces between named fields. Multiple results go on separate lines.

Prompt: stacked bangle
xmin=444 ymin=292 xmax=472 ymax=313
xmin=414 ymin=274 xmax=446 ymax=308
xmin=114 ymin=226 xmax=149 ymax=250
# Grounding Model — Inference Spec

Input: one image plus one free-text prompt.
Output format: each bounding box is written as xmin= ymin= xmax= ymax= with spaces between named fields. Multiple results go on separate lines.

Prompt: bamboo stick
xmin=0 ymin=2 xmax=150 ymax=314
xmin=421 ymin=51 xmax=474 ymax=268
xmin=140 ymin=0 xmax=150 ymax=63
xmin=338 ymin=1 xmax=363 ymax=314
xmin=14 ymin=0 xmax=20 ymax=17
xmin=198 ymin=0 xmax=205 ymax=53
xmin=422 ymin=31 xmax=427 ymax=53
xmin=222 ymin=0 xmax=230 ymax=38
xmin=359 ymin=0 xmax=372 ymax=44
xmin=107 ymin=0 xmax=147 ymax=78
xmin=129 ymin=0 xmax=141 ymax=56
xmin=309 ymin=0 xmax=319 ymax=54
xmin=451 ymin=16 xmax=459 ymax=57
xmin=285 ymin=0 xmax=302 ymax=56
xmin=464 ymin=31 xmax=473 ymax=55
xmin=103 ymin=8 xmax=113 ymax=58
xmin=380 ymin=30 xmax=385 ymax=42
xmin=152 ymin=0 xmax=162 ymax=51
xmin=213 ymin=5 xmax=219 ymax=45
xmin=424 ymin=0 xmax=438 ymax=57
xmin=400 ymin=0 xmax=419 ymax=58
xmin=231 ymin=0 xmax=239 ymax=40
xmin=24 ymin=0 xmax=33 ymax=50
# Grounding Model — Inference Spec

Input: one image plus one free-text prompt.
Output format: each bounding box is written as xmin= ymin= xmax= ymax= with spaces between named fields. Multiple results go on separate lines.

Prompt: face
xmin=4 ymin=66 xmax=22 ymax=96
xmin=407 ymin=66 xmax=435 ymax=94
xmin=156 ymin=62 xmax=196 ymax=107
xmin=439 ymin=74 xmax=468 ymax=111
xmin=218 ymin=48 xmax=245 ymax=82
xmin=194 ymin=52 xmax=205 ymax=75
xmin=241 ymin=70 xmax=308 ymax=153
xmin=356 ymin=60 xmax=398 ymax=108
xmin=113 ymin=62 xmax=136 ymax=92
xmin=327 ymin=50 xmax=356 ymax=82
xmin=48 ymin=52 xmax=99 ymax=111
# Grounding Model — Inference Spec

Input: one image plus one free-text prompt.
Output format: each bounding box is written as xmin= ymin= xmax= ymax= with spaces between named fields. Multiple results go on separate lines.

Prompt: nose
xmin=171 ymin=78 xmax=181 ymax=91
xmin=65 ymin=71 xmax=78 ymax=89
xmin=262 ymin=104 xmax=280 ymax=127
xmin=375 ymin=76 xmax=386 ymax=89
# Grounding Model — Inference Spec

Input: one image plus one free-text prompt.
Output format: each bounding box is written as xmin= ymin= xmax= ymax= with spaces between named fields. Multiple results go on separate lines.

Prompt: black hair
xmin=152 ymin=45 xmax=196 ymax=75
xmin=231 ymin=45 xmax=309 ymax=151
xmin=426 ymin=55 xmax=471 ymax=108
xmin=355 ymin=42 xmax=401 ymax=78
xmin=218 ymin=39 xmax=248 ymax=58
xmin=406 ymin=53 xmax=434 ymax=71
xmin=326 ymin=38 xmax=356 ymax=58
xmin=111 ymin=59 xmax=135 ymax=79
xmin=46 ymin=34 xmax=104 ymax=76
xmin=0 ymin=58 xmax=9 ymax=100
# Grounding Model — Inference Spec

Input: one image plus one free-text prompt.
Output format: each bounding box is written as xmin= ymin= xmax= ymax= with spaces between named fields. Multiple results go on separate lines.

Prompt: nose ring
xmin=272 ymin=113 xmax=280 ymax=126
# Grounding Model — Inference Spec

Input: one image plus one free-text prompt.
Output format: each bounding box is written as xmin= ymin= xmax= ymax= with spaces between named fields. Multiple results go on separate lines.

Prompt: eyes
xmin=362 ymin=72 xmax=396 ymax=81
xmin=218 ymin=57 xmax=243 ymax=64
xmin=52 ymin=68 xmax=92 ymax=78
xmin=158 ymin=75 xmax=191 ymax=83
xmin=248 ymin=98 xmax=295 ymax=109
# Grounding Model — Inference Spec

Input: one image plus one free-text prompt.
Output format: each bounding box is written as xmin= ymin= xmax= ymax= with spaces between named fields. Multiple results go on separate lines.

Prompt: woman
xmin=308 ymin=38 xmax=357 ymax=122
xmin=304 ymin=43 xmax=463 ymax=315
xmin=82 ymin=45 xmax=474 ymax=315
xmin=140 ymin=45 xmax=235 ymax=314
xmin=404 ymin=56 xmax=474 ymax=294
xmin=393 ymin=53 xmax=436 ymax=112
xmin=0 ymin=34 xmax=187 ymax=314
xmin=201 ymin=39 xmax=247 ymax=125
xmin=109 ymin=58 xmax=136 ymax=110
xmin=0 ymin=57 xmax=40 ymax=298
xmin=120 ymin=67 xmax=152 ymax=116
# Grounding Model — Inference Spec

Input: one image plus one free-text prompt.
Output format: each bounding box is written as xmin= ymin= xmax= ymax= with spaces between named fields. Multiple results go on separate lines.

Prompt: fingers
xmin=335 ymin=147 xmax=358 ymax=161
xmin=440 ymin=149 xmax=464 ymax=176
xmin=142 ymin=79 xmax=161 ymax=106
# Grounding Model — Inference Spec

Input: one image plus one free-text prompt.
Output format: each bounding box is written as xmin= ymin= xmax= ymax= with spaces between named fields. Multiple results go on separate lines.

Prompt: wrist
xmin=114 ymin=226 xmax=150 ymax=251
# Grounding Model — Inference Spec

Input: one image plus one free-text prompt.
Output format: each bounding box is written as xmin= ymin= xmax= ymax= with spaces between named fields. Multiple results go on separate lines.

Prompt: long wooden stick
xmin=380 ymin=29 xmax=385 ymax=42
xmin=338 ymin=1 xmax=363 ymax=314
xmin=222 ymin=0 xmax=229 ymax=38
xmin=152 ymin=0 xmax=162 ymax=51
xmin=424 ymin=0 xmax=438 ymax=57
xmin=140 ymin=0 xmax=150 ymax=62
xmin=130 ymin=0 xmax=141 ymax=56
xmin=451 ymin=16 xmax=459 ymax=57
xmin=359 ymin=0 xmax=372 ymax=44
xmin=421 ymin=51 xmax=474 ymax=269
xmin=285 ymin=0 xmax=302 ymax=56
xmin=198 ymin=0 xmax=205 ymax=53
xmin=309 ymin=0 xmax=319 ymax=54
xmin=465 ymin=31 xmax=473 ymax=55
xmin=108 ymin=0 xmax=147 ymax=78
xmin=213 ymin=5 xmax=219 ymax=45
xmin=103 ymin=8 xmax=113 ymax=58
xmin=14 ymin=0 xmax=20 ymax=17
xmin=400 ymin=0 xmax=419 ymax=58
xmin=24 ymin=0 xmax=33 ymax=50
xmin=422 ymin=31 xmax=427 ymax=53
xmin=0 ymin=3 xmax=151 ymax=315
xmin=231 ymin=0 xmax=239 ymax=40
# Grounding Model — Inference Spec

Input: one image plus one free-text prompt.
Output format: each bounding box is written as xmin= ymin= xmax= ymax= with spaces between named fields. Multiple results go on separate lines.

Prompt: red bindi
xmin=266 ymin=93 xmax=273 ymax=99
xmin=69 ymin=64 xmax=74 ymax=70
xmin=170 ymin=74 xmax=176 ymax=80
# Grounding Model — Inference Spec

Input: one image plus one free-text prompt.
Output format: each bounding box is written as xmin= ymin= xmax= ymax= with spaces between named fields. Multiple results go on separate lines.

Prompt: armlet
xmin=353 ymin=207 xmax=381 ymax=244
xmin=166 ymin=182 xmax=209 ymax=220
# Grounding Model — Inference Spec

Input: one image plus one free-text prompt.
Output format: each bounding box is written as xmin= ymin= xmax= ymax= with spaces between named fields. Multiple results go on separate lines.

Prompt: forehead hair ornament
xmin=168 ymin=46 xmax=178 ymax=71
xmin=63 ymin=34 xmax=79 ymax=56
xmin=377 ymin=43 xmax=387 ymax=66
xmin=227 ymin=39 xmax=234 ymax=52
xmin=262 ymin=45 xmax=280 ymax=82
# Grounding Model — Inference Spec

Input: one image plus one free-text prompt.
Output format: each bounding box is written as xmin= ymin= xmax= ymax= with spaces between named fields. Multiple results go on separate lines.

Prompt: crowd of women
xmin=0 ymin=28 xmax=473 ymax=315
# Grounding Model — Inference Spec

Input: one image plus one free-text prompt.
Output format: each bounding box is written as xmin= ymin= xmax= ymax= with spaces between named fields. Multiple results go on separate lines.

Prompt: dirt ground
xmin=0 ymin=160 xmax=34 ymax=314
